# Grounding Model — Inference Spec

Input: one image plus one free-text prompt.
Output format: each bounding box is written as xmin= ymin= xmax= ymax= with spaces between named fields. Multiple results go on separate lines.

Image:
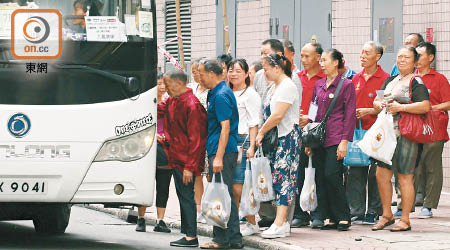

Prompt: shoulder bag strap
xmin=408 ymin=75 xmax=423 ymax=100
xmin=322 ymin=75 xmax=346 ymax=123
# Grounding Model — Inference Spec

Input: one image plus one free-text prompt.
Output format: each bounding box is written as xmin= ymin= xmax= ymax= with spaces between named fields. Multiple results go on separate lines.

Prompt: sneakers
xmin=393 ymin=209 xmax=402 ymax=218
xmin=351 ymin=215 xmax=365 ymax=225
xmin=135 ymin=217 xmax=146 ymax=232
xmin=418 ymin=207 xmax=433 ymax=219
xmin=311 ymin=219 xmax=324 ymax=229
xmin=363 ymin=212 xmax=379 ymax=225
xmin=261 ymin=222 xmax=290 ymax=239
xmin=170 ymin=237 xmax=199 ymax=247
xmin=154 ymin=220 xmax=171 ymax=233
xmin=197 ymin=213 xmax=207 ymax=224
xmin=241 ymin=222 xmax=260 ymax=236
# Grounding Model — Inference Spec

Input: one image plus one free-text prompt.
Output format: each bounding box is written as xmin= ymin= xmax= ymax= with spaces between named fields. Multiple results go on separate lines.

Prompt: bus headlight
xmin=93 ymin=124 xmax=156 ymax=162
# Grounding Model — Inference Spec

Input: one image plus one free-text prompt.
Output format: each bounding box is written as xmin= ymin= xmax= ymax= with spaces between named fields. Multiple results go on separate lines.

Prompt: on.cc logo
xmin=11 ymin=9 xmax=62 ymax=60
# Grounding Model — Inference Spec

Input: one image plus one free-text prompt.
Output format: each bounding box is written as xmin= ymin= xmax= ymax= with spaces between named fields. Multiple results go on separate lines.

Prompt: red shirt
xmin=353 ymin=66 xmax=389 ymax=130
xmin=418 ymin=68 xmax=450 ymax=141
xmin=298 ymin=69 xmax=326 ymax=115
xmin=158 ymin=89 xmax=208 ymax=176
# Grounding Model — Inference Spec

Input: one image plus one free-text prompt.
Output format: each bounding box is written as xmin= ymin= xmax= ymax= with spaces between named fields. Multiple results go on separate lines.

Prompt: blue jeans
xmin=232 ymin=135 xmax=249 ymax=184
xmin=208 ymin=153 xmax=242 ymax=245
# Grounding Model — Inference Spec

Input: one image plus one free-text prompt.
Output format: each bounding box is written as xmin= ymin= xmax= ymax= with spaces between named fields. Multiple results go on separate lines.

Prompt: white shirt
xmin=252 ymin=69 xmax=269 ymax=101
xmin=252 ymin=69 xmax=302 ymax=109
xmin=189 ymin=82 xmax=208 ymax=109
xmin=269 ymin=77 xmax=300 ymax=137
xmin=233 ymin=87 xmax=261 ymax=135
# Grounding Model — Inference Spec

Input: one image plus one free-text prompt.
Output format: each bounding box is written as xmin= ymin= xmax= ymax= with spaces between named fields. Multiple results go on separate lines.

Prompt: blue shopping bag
xmin=344 ymin=120 xmax=371 ymax=167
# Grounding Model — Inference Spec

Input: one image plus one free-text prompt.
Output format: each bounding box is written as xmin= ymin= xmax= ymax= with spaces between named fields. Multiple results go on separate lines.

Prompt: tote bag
xmin=239 ymin=160 xmax=260 ymax=217
xmin=344 ymin=120 xmax=371 ymax=166
xmin=357 ymin=108 xmax=397 ymax=165
xmin=201 ymin=173 xmax=232 ymax=229
xmin=250 ymin=148 xmax=275 ymax=202
xmin=299 ymin=157 xmax=317 ymax=211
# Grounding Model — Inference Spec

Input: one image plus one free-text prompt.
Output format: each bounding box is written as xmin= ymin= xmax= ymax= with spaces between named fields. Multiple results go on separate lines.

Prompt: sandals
xmin=337 ymin=221 xmax=351 ymax=231
xmin=200 ymin=242 xmax=230 ymax=249
xmin=372 ymin=215 xmax=395 ymax=231
xmin=320 ymin=223 xmax=337 ymax=230
xmin=390 ymin=219 xmax=411 ymax=232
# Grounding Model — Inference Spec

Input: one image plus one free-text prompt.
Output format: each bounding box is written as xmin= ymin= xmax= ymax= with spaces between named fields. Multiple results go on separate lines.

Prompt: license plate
xmin=0 ymin=180 xmax=48 ymax=194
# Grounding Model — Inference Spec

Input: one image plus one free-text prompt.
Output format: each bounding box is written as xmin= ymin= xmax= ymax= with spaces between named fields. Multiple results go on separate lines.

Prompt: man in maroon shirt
xmin=291 ymin=42 xmax=326 ymax=229
xmin=346 ymin=41 xmax=389 ymax=225
xmin=159 ymin=69 xmax=208 ymax=248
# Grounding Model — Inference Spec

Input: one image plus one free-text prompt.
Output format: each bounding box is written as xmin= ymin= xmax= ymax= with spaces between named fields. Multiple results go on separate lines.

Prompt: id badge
xmin=308 ymin=103 xmax=319 ymax=121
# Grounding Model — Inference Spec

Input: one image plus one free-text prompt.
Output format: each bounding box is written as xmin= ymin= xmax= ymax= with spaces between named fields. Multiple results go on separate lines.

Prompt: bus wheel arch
xmin=32 ymin=204 xmax=71 ymax=234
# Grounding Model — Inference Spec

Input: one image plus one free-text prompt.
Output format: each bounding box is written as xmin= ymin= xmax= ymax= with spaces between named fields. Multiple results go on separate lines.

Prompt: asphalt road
xmin=0 ymin=206 xmax=257 ymax=250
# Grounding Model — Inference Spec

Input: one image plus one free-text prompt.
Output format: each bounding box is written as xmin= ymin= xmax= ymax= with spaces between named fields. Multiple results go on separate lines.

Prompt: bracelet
xmin=402 ymin=104 xmax=406 ymax=112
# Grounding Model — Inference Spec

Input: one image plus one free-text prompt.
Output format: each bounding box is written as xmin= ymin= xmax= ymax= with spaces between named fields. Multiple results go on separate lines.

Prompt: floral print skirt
xmin=269 ymin=125 xmax=300 ymax=206
xmin=262 ymin=91 xmax=300 ymax=206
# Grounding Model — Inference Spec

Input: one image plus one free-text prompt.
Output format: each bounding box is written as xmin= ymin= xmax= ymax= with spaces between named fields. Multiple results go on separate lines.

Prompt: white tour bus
xmin=0 ymin=0 xmax=157 ymax=233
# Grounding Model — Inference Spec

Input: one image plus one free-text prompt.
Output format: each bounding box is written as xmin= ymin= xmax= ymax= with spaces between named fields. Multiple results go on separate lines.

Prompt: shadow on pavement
xmin=0 ymin=221 xmax=136 ymax=250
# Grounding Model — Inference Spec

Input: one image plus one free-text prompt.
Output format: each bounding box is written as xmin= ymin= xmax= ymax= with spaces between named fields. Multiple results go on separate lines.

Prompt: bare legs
xmin=232 ymin=183 xmax=257 ymax=225
xmin=377 ymin=166 xmax=414 ymax=224
xmin=233 ymin=183 xmax=243 ymax=209
xmin=194 ymin=176 xmax=204 ymax=213
xmin=273 ymin=205 xmax=288 ymax=226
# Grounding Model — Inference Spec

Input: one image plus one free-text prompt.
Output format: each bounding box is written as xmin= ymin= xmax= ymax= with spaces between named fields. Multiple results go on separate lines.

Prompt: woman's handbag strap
xmin=323 ymin=75 xmax=346 ymax=123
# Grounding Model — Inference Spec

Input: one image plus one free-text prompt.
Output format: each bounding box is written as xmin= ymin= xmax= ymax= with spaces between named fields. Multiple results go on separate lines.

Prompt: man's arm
xmin=213 ymin=120 xmax=230 ymax=173
xmin=184 ymin=104 xmax=208 ymax=184
xmin=432 ymin=101 xmax=450 ymax=111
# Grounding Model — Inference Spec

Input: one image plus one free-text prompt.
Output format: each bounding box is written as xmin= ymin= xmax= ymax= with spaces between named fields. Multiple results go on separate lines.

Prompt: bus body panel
xmin=0 ymin=89 xmax=156 ymax=142
xmin=0 ymin=88 xmax=157 ymax=206
xmin=71 ymin=144 xmax=156 ymax=206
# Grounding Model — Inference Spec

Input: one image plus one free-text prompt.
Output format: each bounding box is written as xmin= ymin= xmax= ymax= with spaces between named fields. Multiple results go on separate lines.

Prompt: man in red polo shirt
xmin=292 ymin=42 xmax=326 ymax=229
xmin=346 ymin=41 xmax=389 ymax=225
xmin=414 ymin=42 xmax=450 ymax=219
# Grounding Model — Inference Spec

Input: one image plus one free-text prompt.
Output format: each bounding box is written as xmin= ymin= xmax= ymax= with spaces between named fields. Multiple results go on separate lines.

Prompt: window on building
xmin=165 ymin=0 xmax=191 ymax=64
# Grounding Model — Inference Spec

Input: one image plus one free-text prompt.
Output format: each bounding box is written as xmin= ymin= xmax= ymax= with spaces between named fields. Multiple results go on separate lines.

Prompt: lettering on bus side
xmin=0 ymin=145 xmax=70 ymax=158
xmin=115 ymin=113 xmax=154 ymax=136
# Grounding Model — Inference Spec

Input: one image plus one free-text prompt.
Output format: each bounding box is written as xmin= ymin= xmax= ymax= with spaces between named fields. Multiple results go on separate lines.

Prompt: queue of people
xmin=136 ymin=36 xmax=450 ymax=248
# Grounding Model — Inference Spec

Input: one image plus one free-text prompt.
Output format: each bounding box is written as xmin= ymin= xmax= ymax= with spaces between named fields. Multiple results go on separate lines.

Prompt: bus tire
xmin=32 ymin=204 xmax=71 ymax=234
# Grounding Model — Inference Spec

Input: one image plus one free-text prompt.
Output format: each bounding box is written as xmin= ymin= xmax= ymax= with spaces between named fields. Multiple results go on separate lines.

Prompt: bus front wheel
xmin=32 ymin=204 xmax=71 ymax=234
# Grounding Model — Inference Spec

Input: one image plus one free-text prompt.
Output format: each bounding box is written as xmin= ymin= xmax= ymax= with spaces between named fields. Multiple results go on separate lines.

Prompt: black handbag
xmin=301 ymin=75 xmax=346 ymax=148
xmin=262 ymin=126 xmax=278 ymax=156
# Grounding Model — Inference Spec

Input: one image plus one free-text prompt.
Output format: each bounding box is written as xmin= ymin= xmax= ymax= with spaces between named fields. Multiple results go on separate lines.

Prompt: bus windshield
xmin=0 ymin=0 xmax=157 ymax=105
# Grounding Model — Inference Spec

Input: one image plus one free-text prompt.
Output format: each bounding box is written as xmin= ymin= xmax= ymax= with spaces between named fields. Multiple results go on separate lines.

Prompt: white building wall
xmin=155 ymin=0 xmax=166 ymax=70
xmin=191 ymin=0 xmax=217 ymax=60
xmin=332 ymin=0 xmax=371 ymax=72
xmin=235 ymin=0 xmax=270 ymax=63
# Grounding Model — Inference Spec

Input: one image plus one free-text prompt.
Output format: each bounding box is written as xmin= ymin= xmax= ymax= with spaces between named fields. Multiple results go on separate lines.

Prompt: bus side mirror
xmin=124 ymin=77 xmax=139 ymax=92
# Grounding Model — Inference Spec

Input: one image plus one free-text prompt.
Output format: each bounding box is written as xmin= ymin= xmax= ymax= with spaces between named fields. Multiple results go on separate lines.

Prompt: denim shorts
xmin=232 ymin=135 xmax=250 ymax=183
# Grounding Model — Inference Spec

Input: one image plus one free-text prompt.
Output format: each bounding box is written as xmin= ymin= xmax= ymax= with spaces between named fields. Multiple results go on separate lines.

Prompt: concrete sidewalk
xmin=87 ymin=179 xmax=450 ymax=250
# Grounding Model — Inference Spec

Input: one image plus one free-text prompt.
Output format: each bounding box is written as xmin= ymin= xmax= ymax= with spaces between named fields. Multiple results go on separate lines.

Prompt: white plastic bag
xmin=251 ymin=148 xmax=275 ymax=202
xmin=201 ymin=173 xmax=232 ymax=229
xmin=239 ymin=160 xmax=260 ymax=217
xmin=300 ymin=157 xmax=317 ymax=211
xmin=357 ymin=108 xmax=397 ymax=165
